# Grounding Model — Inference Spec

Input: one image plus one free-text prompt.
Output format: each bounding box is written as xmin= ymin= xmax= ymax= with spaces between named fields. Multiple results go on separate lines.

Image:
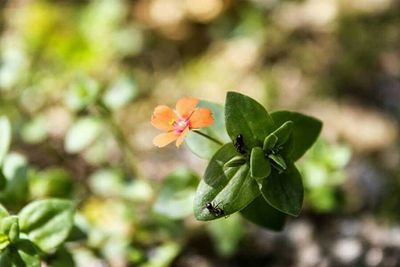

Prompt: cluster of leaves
xmin=0 ymin=117 xmax=75 ymax=266
xmin=186 ymin=92 xmax=322 ymax=230
xmin=0 ymin=200 xmax=74 ymax=266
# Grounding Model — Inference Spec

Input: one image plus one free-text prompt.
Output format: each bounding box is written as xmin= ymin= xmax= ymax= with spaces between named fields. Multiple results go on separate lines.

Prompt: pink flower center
xmin=173 ymin=117 xmax=190 ymax=134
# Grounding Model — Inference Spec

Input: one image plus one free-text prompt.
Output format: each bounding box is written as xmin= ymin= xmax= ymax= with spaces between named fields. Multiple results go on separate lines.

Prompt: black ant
xmin=234 ymin=134 xmax=246 ymax=154
xmin=206 ymin=202 xmax=225 ymax=217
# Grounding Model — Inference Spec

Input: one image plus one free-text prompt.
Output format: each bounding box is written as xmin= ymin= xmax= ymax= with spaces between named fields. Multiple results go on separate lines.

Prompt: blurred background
xmin=1 ymin=0 xmax=400 ymax=266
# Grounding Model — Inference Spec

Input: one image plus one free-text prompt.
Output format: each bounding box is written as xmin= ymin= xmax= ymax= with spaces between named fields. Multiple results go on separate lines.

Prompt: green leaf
xmin=185 ymin=100 xmax=230 ymax=159
xmin=0 ymin=249 xmax=13 ymax=267
xmin=0 ymin=116 xmax=11 ymax=165
xmin=46 ymin=246 xmax=75 ymax=267
xmin=0 ymin=240 xmax=41 ymax=267
xmin=250 ymin=147 xmax=271 ymax=179
xmin=224 ymin=155 xmax=246 ymax=168
xmin=260 ymin=164 xmax=304 ymax=217
xmin=268 ymin=154 xmax=287 ymax=171
xmin=153 ymin=168 xmax=198 ymax=219
xmin=18 ymin=199 xmax=75 ymax=252
xmin=273 ymin=121 xmax=293 ymax=146
xmin=270 ymin=111 xmax=322 ymax=161
xmin=102 ymin=75 xmax=138 ymax=110
xmin=1 ymin=153 xmax=29 ymax=207
xmin=194 ymin=144 xmax=259 ymax=221
xmin=20 ymin=116 xmax=48 ymax=144
xmin=64 ymin=117 xmax=103 ymax=154
xmin=141 ymin=242 xmax=180 ymax=267
xmin=225 ymin=91 xmax=275 ymax=150
xmin=0 ymin=234 xmax=9 ymax=251
xmin=88 ymin=168 xmax=125 ymax=197
xmin=0 ymin=216 xmax=19 ymax=243
xmin=263 ymin=134 xmax=278 ymax=151
xmin=13 ymin=239 xmax=41 ymax=267
xmin=0 ymin=205 xmax=9 ymax=220
xmin=64 ymin=76 xmax=99 ymax=111
xmin=30 ymin=168 xmax=74 ymax=199
xmin=240 ymin=195 xmax=286 ymax=231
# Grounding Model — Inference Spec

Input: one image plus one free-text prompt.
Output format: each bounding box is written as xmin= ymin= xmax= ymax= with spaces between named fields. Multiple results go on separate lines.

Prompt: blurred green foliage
xmin=299 ymin=140 xmax=351 ymax=212
xmin=0 ymin=0 xmax=399 ymax=265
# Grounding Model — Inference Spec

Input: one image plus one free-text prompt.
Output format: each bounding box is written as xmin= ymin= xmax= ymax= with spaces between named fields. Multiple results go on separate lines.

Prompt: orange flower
xmin=151 ymin=97 xmax=214 ymax=147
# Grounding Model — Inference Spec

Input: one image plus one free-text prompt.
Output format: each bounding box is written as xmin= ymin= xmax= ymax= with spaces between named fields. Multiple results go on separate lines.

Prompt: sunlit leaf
xmin=0 ymin=216 xmax=19 ymax=243
xmin=19 ymin=199 xmax=75 ymax=252
xmin=64 ymin=117 xmax=102 ymax=153
xmin=102 ymin=76 xmax=137 ymax=110
xmin=141 ymin=242 xmax=180 ymax=267
xmin=0 ymin=205 xmax=9 ymax=220
xmin=153 ymin=168 xmax=198 ymax=219
xmin=21 ymin=116 xmax=48 ymax=144
xmin=0 ymin=153 xmax=29 ymax=207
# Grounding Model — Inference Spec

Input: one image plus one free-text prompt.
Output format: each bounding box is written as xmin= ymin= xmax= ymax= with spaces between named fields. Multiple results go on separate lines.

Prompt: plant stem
xmin=97 ymin=102 xmax=141 ymax=178
xmin=192 ymin=130 xmax=224 ymax=146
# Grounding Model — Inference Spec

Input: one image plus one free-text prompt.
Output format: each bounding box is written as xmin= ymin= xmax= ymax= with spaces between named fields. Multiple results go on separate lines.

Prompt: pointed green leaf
xmin=0 ymin=234 xmax=10 ymax=251
xmin=0 ymin=117 xmax=11 ymax=166
xmin=250 ymin=147 xmax=271 ymax=179
xmin=224 ymin=155 xmax=246 ymax=168
xmin=240 ymin=195 xmax=286 ymax=231
xmin=260 ymin=164 xmax=304 ymax=216
xmin=18 ymin=199 xmax=75 ymax=252
xmin=186 ymin=100 xmax=230 ymax=159
xmin=263 ymin=134 xmax=278 ymax=151
xmin=194 ymin=144 xmax=259 ymax=221
xmin=225 ymin=92 xmax=275 ymax=150
xmin=268 ymin=154 xmax=287 ymax=171
xmin=271 ymin=111 xmax=322 ymax=161
xmin=273 ymin=121 xmax=293 ymax=146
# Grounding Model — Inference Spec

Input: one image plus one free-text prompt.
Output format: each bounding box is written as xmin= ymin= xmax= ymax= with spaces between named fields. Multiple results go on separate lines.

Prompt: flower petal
xmin=153 ymin=131 xmax=178 ymax=147
xmin=176 ymin=97 xmax=199 ymax=118
xmin=176 ymin=127 xmax=189 ymax=147
xmin=190 ymin=108 xmax=214 ymax=129
xmin=151 ymin=105 xmax=177 ymax=131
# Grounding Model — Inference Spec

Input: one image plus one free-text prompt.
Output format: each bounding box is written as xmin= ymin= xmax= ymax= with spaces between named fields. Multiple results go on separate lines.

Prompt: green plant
xmin=0 ymin=116 xmax=75 ymax=266
xmin=153 ymin=91 xmax=322 ymax=231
